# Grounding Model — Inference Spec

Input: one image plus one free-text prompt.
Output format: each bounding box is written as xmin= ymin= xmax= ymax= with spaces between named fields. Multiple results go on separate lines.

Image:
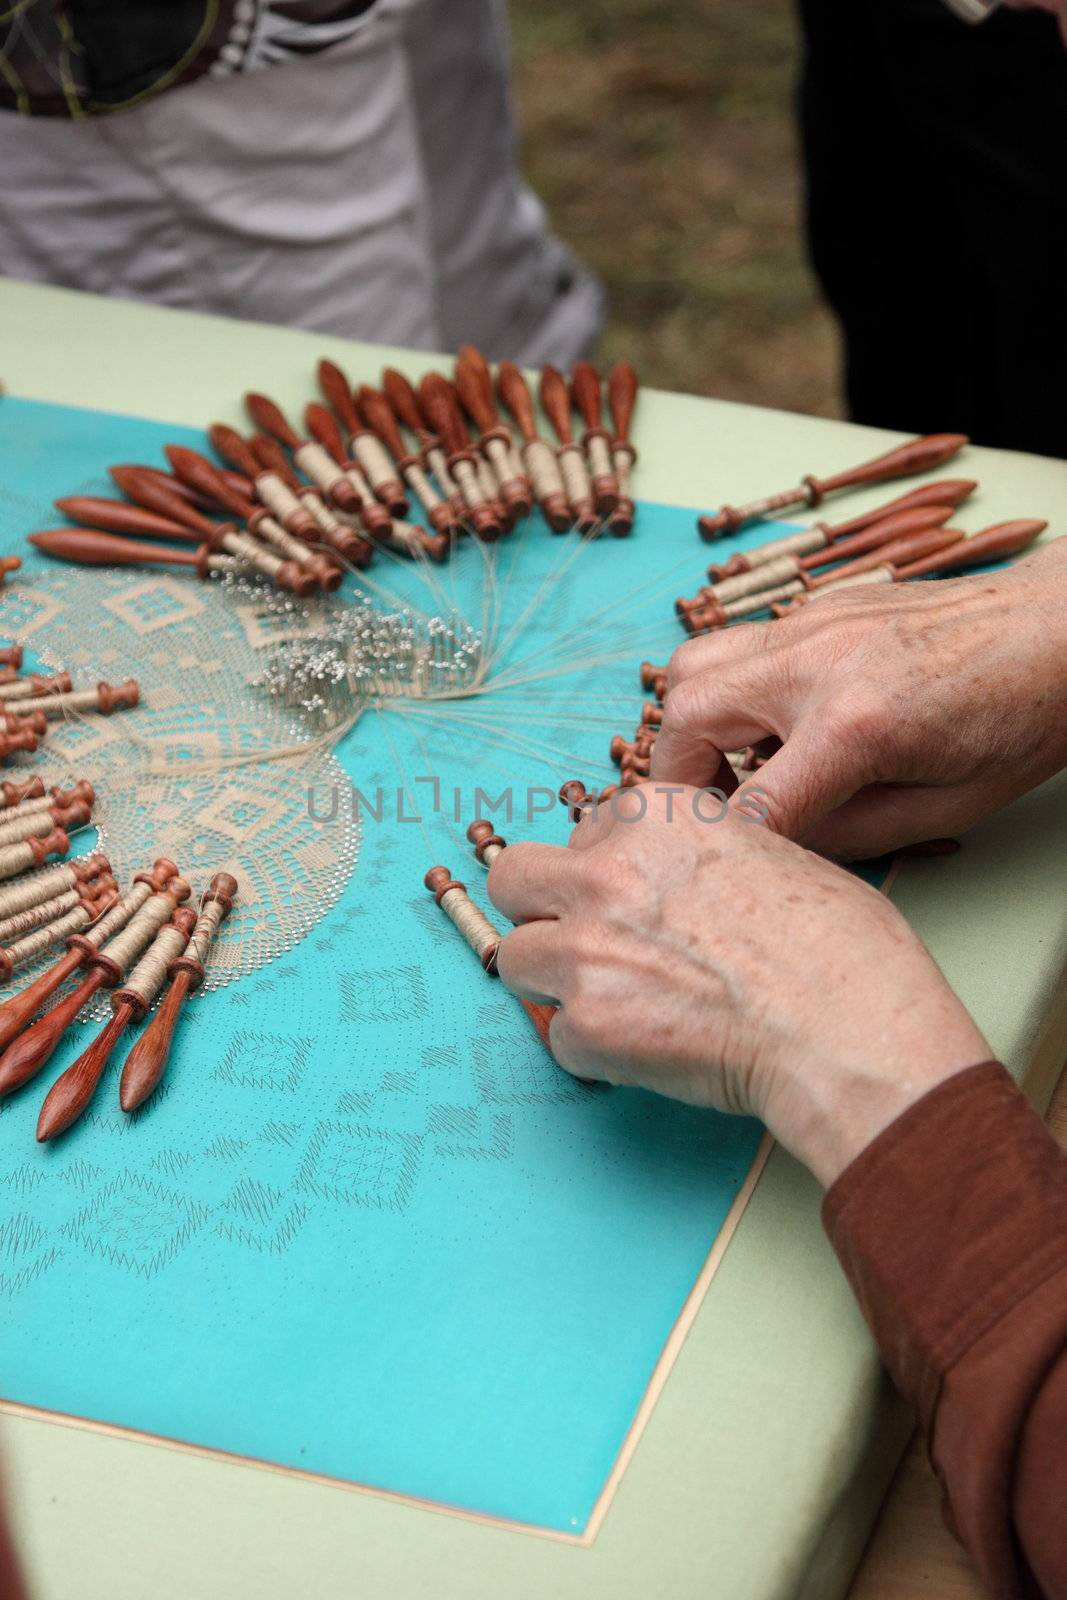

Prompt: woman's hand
xmin=651 ymin=541 xmax=1067 ymax=859
xmin=489 ymin=789 xmax=990 ymax=1186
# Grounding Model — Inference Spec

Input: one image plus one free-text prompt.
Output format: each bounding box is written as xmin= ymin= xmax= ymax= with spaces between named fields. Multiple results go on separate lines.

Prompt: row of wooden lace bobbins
xmin=119 ymin=871 xmax=238 ymax=1113
xmin=537 ymin=361 xmax=639 ymax=536
xmin=417 ymin=374 xmax=505 ymax=541
xmin=304 ymin=383 xmax=448 ymax=561
xmin=0 ymin=859 xmax=187 ymax=1093
xmin=206 ymin=425 xmax=344 ymax=590
xmin=381 ymin=367 xmax=467 ymax=524
xmin=453 ymin=347 xmax=534 ymax=524
xmin=495 ymin=363 xmax=570 ymax=532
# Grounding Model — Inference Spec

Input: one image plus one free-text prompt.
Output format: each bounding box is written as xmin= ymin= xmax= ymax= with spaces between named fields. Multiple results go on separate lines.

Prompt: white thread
xmin=524 ymin=439 xmax=566 ymax=502
xmin=98 ymin=889 xmax=180 ymax=971
xmin=0 ymin=887 xmax=79 ymax=943
xmin=4 ymin=904 xmax=89 ymax=969
xmin=352 ymin=434 xmax=399 ymax=494
xmin=439 ymin=884 xmax=500 ymax=962
xmin=121 ymin=920 xmax=193 ymax=1006
xmin=255 ymin=471 xmax=305 ymax=527
xmin=711 ymin=555 xmax=805 ymax=603
xmin=294 ymin=441 xmax=345 ymax=496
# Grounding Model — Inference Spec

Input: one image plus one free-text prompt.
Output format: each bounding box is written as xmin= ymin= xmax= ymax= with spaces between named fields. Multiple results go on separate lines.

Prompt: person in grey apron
xmin=0 ymin=0 xmax=603 ymax=365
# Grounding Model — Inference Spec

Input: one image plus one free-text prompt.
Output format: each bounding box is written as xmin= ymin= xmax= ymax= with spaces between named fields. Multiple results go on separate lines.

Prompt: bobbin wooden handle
xmin=166 ymin=446 xmax=254 ymax=522
xmin=823 ymin=479 xmax=978 ymax=541
xmin=799 ymin=505 xmax=956 ymax=571
xmin=571 ymin=363 xmax=605 ymax=436
xmin=418 ymin=375 xmax=469 ymax=456
xmin=245 ymin=393 xmax=301 ymax=451
xmin=0 ymin=965 xmax=106 ymax=1096
xmin=55 ymin=496 xmax=197 ymax=544
xmin=304 ymin=403 xmax=348 ymax=465
xmin=356 ymin=387 xmax=408 ymax=463
xmin=109 ymin=466 xmax=218 ymax=537
xmin=897 ymin=519 xmax=1047 ymax=579
xmin=318 ymin=359 xmax=363 ymax=437
xmin=539 ymin=367 xmax=575 ymax=445
xmin=809 ymin=434 xmax=969 ymax=500
xmin=118 ymin=968 xmax=193 ymax=1113
xmin=382 ymin=369 xmax=432 ymax=441
xmin=209 ymin=423 xmax=260 ymax=480
xmin=36 ymin=994 xmax=141 ymax=1142
xmin=608 ymin=361 xmax=639 ymax=444
xmin=496 ymin=363 xmax=538 ymax=444
xmin=453 ymin=357 xmax=497 ymax=435
xmin=813 ymin=524 xmax=962 ymax=587
xmin=250 ymin=432 xmax=301 ymax=491
xmin=30 ymin=528 xmax=208 ymax=572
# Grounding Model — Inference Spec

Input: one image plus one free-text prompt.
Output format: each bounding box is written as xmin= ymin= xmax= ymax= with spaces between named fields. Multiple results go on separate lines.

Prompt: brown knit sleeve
xmin=823 ymin=1061 xmax=1067 ymax=1599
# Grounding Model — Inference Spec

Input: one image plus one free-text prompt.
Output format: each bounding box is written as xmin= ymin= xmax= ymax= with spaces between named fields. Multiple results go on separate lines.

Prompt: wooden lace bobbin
xmin=570 ymin=362 xmax=620 ymax=516
xmin=244 ymin=391 xmax=361 ymax=518
xmin=0 ymin=877 xmax=118 ymax=984
xmin=304 ymin=408 xmax=447 ymax=559
xmin=107 ymin=468 xmax=253 ymax=581
xmin=685 ymin=524 xmax=967 ymax=631
xmin=302 ymin=403 xmax=397 ymax=544
xmin=454 ymin=354 xmax=534 ymax=522
xmin=206 ymin=428 xmax=339 ymax=592
xmin=5 ymin=679 xmax=139 ymax=721
xmin=0 ymin=647 xmax=23 ymax=671
xmin=466 ymin=819 xmax=507 ymax=868
xmin=0 ymin=826 xmax=70 ymax=884
xmin=0 ymin=871 xmax=190 ymax=1101
xmin=0 ymin=558 xmax=21 ymax=589
xmin=425 ymin=863 xmax=572 ymax=1070
xmin=558 ymin=779 xmax=619 ymax=821
xmin=678 ymin=504 xmax=959 ymax=615
xmin=249 ymin=433 xmax=374 ymax=570
xmin=697 ymin=433 xmax=970 ymax=542
xmin=110 ymin=462 xmax=252 ymax=515
xmin=0 ymin=731 xmax=40 ymax=764
xmin=539 ymin=367 xmax=599 ymax=535
xmin=29 ymin=528 xmax=244 ymax=586
xmin=119 ymin=870 xmax=238 ymax=1112
xmin=208 ymin=423 xmax=318 ymax=542
xmin=0 ymin=797 xmax=91 ymax=850
xmin=381 ymin=368 xmax=466 ymax=522
xmin=55 ymin=495 xmax=212 ymax=548
xmin=0 ymin=851 xmax=106 ymax=928
xmin=705 ymin=480 xmax=977 ymax=583
xmin=474 ymin=455 xmax=513 ymax=532
xmin=0 ymin=872 xmax=112 ymax=956
xmin=164 ymin=448 xmax=321 ymax=596
xmin=1 ymin=709 xmax=46 ymax=737
xmin=315 ymin=360 xmax=409 ymax=516
xmin=418 ymin=375 xmax=503 ymax=541
xmin=0 ymin=776 xmax=45 ymax=809
xmin=424 ymin=867 xmax=502 ymax=973
xmin=639 ymin=661 xmax=669 ymax=702
xmin=775 ymin=519 xmax=1049 ymax=614
xmin=457 ymin=346 xmax=531 ymax=496
xmin=36 ymin=905 xmax=198 ymax=1141
xmin=605 ymin=361 xmax=639 ymax=536
xmin=356 ymin=385 xmax=458 ymax=538
xmin=7 ymin=779 xmax=95 ymax=819
xmin=0 ymin=858 xmax=177 ymax=1074
xmin=0 ymin=671 xmax=72 ymax=703
xmin=495 ymin=362 xmax=570 ymax=533
xmin=417 ymin=373 xmax=505 ymax=536
xmin=640 ymin=702 xmax=663 ymax=728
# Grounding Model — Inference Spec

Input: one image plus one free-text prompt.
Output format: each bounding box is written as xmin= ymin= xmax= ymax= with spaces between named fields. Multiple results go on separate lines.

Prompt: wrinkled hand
xmin=651 ymin=541 xmax=1067 ymax=859
xmin=489 ymin=790 xmax=990 ymax=1186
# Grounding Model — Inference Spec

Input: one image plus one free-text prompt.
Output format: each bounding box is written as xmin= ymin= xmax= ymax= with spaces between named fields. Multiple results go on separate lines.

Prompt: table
xmin=2 ymin=276 xmax=1067 ymax=1600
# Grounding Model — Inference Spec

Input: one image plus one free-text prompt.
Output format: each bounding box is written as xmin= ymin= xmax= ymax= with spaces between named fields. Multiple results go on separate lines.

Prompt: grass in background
xmin=510 ymin=0 xmax=842 ymax=416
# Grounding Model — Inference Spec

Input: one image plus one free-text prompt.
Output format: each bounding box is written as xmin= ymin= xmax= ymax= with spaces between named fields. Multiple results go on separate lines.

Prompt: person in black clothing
xmin=797 ymin=0 xmax=1067 ymax=458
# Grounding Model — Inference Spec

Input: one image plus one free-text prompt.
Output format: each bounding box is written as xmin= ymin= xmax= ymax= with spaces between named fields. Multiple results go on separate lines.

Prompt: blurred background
xmin=510 ymin=0 xmax=841 ymax=416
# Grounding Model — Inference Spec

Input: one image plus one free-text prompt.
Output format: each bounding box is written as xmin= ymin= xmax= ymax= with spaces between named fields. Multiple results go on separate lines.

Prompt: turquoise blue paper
xmin=0 ymin=396 xmax=773 ymax=1534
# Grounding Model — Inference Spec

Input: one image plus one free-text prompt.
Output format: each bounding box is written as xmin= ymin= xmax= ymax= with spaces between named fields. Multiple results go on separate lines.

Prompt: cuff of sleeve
xmin=822 ymin=1061 xmax=1067 ymax=1426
